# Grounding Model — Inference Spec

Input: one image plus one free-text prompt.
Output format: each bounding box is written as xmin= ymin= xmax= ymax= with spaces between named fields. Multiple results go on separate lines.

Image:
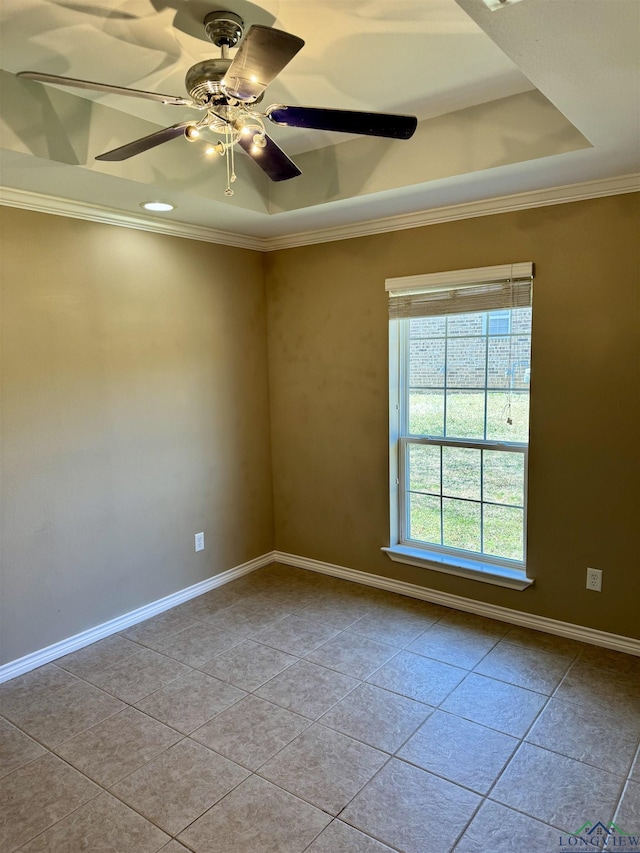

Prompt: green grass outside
xmin=408 ymin=389 xmax=530 ymax=443
xmin=405 ymin=390 xmax=528 ymax=562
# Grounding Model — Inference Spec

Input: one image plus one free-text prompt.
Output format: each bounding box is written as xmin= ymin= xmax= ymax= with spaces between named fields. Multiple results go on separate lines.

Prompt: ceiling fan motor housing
xmin=185 ymin=58 xmax=231 ymax=105
xmin=188 ymin=13 xmax=246 ymax=106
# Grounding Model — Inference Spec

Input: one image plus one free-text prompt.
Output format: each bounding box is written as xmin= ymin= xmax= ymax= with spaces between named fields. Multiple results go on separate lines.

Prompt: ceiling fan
xmin=18 ymin=10 xmax=418 ymax=196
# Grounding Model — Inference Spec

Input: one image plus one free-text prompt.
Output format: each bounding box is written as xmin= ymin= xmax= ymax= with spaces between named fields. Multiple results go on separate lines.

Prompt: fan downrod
xmin=203 ymin=11 xmax=244 ymax=48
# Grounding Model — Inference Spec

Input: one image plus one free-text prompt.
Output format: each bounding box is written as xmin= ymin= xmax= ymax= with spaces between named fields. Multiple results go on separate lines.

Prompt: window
xmin=385 ymin=264 xmax=534 ymax=590
xmin=486 ymin=309 xmax=511 ymax=336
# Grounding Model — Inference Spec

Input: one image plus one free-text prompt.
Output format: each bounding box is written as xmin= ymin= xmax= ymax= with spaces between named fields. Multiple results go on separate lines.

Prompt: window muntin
xmin=405 ymin=308 xmax=531 ymax=443
xmin=398 ymin=306 xmax=531 ymax=568
xmin=402 ymin=438 xmax=526 ymax=564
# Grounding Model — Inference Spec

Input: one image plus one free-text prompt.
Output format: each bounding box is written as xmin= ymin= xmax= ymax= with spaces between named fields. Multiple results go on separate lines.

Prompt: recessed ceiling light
xmin=482 ymin=0 xmax=525 ymax=9
xmin=141 ymin=201 xmax=175 ymax=212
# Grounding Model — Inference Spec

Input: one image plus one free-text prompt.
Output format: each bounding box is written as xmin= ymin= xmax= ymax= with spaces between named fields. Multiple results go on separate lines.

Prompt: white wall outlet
xmin=586 ymin=567 xmax=602 ymax=592
xmin=195 ymin=532 xmax=205 ymax=552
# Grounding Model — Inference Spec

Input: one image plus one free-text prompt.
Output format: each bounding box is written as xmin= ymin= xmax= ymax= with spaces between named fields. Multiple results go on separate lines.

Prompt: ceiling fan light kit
xmin=17 ymin=9 xmax=418 ymax=198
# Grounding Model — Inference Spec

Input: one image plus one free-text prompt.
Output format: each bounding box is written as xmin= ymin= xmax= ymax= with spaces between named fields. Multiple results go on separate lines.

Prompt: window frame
xmin=385 ymin=265 xmax=534 ymax=591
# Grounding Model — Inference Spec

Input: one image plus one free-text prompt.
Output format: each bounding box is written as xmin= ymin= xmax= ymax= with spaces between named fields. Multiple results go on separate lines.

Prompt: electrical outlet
xmin=195 ymin=532 xmax=205 ymax=552
xmin=586 ymin=567 xmax=602 ymax=592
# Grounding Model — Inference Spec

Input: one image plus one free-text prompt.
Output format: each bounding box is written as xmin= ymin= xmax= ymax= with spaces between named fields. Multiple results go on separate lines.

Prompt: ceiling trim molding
xmin=0 ymin=187 xmax=265 ymax=251
xmin=1 ymin=174 xmax=638 ymax=253
xmin=265 ymin=173 xmax=640 ymax=251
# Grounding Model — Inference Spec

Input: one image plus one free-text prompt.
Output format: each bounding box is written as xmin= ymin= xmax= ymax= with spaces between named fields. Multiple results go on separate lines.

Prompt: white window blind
xmin=387 ymin=263 xmax=533 ymax=319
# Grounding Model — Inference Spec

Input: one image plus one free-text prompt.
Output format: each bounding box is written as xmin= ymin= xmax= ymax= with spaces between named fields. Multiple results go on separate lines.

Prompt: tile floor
xmin=1 ymin=563 xmax=639 ymax=852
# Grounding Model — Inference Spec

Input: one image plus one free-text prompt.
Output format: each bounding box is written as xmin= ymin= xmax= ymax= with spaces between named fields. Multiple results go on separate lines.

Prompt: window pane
xmin=447 ymin=313 xmax=484 ymax=337
xmin=487 ymin=337 xmax=512 ymax=388
xmin=410 ymin=316 xmax=446 ymax=338
xmin=442 ymin=447 xmax=481 ymax=500
xmin=486 ymin=391 xmax=529 ymax=442
xmin=483 ymin=505 xmax=524 ymax=561
xmin=512 ymin=306 xmax=532 ymax=334
xmin=409 ymin=338 xmax=445 ymax=387
xmin=396 ymin=305 xmax=530 ymax=569
xmin=511 ymin=337 xmax=532 ymax=389
xmin=445 ymin=391 xmax=485 ymax=439
xmin=409 ymin=390 xmax=444 ymax=436
xmin=446 ymin=336 xmax=486 ymax=388
xmin=409 ymin=493 xmax=441 ymax=544
xmin=483 ymin=451 xmax=525 ymax=506
xmin=408 ymin=444 xmax=440 ymax=494
xmin=443 ymin=498 xmax=481 ymax=552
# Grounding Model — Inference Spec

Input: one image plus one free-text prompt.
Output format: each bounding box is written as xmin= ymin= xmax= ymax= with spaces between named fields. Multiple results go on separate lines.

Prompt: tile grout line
xmin=477 ymin=656 xmax=630 ymax=833
xmin=446 ymin=665 xmax=573 ymax=850
xmin=3 ymin=566 xmax=639 ymax=852
xmin=9 ymin=652 xmax=633 ymax=850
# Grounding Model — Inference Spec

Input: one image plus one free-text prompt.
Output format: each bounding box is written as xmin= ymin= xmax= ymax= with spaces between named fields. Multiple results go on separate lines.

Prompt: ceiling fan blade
xmin=237 ymin=133 xmax=301 ymax=181
xmin=266 ymin=105 xmax=418 ymax=140
xmin=95 ymin=123 xmax=192 ymax=161
xmin=222 ymin=26 xmax=304 ymax=103
xmin=17 ymin=71 xmax=192 ymax=106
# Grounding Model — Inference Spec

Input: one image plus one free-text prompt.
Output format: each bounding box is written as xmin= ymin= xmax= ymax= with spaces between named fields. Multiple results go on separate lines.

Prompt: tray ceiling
xmin=0 ymin=0 xmax=638 ymax=240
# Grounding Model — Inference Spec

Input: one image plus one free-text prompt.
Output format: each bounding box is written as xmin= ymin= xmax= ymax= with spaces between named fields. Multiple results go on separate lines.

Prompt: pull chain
xmin=230 ymin=137 xmax=236 ymax=185
xmin=224 ymin=128 xmax=234 ymax=196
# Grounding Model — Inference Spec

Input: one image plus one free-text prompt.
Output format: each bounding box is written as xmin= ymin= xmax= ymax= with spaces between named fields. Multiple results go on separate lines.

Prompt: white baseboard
xmin=0 ymin=552 xmax=274 ymax=684
xmin=3 ymin=548 xmax=638 ymax=684
xmin=273 ymin=551 xmax=640 ymax=657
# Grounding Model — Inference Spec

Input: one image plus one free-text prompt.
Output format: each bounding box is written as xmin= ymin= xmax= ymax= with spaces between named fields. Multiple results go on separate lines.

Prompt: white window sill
xmin=382 ymin=545 xmax=533 ymax=591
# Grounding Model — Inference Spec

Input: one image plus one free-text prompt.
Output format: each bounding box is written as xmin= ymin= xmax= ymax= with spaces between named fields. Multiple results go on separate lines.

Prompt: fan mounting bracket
xmin=203 ymin=11 xmax=244 ymax=48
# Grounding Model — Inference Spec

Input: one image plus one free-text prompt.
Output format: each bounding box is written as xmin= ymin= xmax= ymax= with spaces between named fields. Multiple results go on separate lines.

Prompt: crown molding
xmin=265 ymin=173 xmax=640 ymax=251
xmin=0 ymin=186 xmax=266 ymax=251
xmin=1 ymin=174 xmax=638 ymax=253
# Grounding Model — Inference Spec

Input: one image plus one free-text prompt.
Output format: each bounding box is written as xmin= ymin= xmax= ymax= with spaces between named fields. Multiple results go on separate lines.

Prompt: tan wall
xmin=2 ymin=193 xmax=638 ymax=667
xmin=1 ymin=208 xmax=274 ymax=664
xmin=266 ymin=193 xmax=640 ymax=638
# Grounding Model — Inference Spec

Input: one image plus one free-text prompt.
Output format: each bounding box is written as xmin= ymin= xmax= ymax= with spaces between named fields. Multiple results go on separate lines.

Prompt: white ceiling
xmin=0 ymin=0 xmax=638 ymax=241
